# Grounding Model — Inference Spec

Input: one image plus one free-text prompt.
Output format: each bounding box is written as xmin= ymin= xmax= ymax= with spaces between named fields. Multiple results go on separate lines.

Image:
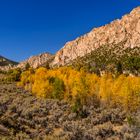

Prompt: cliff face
xmin=52 ymin=7 xmax=140 ymax=66
xmin=17 ymin=53 xmax=53 ymax=69
xmin=1 ymin=7 xmax=140 ymax=70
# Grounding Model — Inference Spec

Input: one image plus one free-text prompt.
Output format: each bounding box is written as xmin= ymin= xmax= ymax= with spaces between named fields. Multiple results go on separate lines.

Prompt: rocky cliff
xmin=17 ymin=53 xmax=53 ymax=69
xmin=52 ymin=7 xmax=140 ymax=67
xmin=1 ymin=7 xmax=140 ymax=71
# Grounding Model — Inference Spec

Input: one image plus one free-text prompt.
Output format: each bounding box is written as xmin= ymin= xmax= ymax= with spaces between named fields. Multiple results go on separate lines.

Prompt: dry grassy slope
xmin=68 ymin=41 xmax=140 ymax=71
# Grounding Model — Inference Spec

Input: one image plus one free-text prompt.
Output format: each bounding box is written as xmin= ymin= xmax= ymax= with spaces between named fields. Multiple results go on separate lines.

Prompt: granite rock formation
xmin=17 ymin=53 xmax=53 ymax=69
xmin=52 ymin=7 xmax=140 ymax=66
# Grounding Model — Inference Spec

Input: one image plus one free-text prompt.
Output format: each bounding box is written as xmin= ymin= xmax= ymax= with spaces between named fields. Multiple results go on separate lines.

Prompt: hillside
xmin=0 ymin=56 xmax=17 ymax=66
xmin=1 ymin=6 xmax=140 ymax=140
xmin=17 ymin=53 xmax=54 ymax=69
xmin=2 ymin=7 xmax=140 ymax=72
xmin=0 ymin=56 xmax=18 ymax=71
xmin=52 ymin=7 xmax=140 ymax=68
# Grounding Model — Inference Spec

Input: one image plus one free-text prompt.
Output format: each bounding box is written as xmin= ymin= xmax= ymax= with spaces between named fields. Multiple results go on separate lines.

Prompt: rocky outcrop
xmin=0 ymin=53 xmax=54 ymax=70
xmin=17 ymin=53 xmax=53 ymax=69
xmin=52 ymin=7 xmax=140 ymax=66
xmin=1 ymin=7 xmax=140 ymax=70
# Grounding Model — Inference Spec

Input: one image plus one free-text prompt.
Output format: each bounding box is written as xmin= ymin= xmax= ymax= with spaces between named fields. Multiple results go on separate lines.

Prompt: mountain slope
xmin=0 ymin=55 xmax=17 ymax=67
xmin=1 ymin=7 xmax=140 ymax=72
xmin=17 ymin=53 xmax=54 ymax=69
xmin=52 ymin=7 xmax=140 ymax=67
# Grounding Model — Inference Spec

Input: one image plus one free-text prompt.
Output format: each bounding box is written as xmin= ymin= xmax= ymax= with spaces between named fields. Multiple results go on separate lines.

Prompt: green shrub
xmin=50 ymin=77 xmax=65 ymax=100
xmin=25 ymin=63 xmax=30 ymax=70
xmin=6 ymin=68 xmax=22 ymax=82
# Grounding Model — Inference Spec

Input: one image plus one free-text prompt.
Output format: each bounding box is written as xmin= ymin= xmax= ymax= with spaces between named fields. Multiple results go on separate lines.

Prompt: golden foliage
xmin=18 ymin=67 xmax=140 ymax=111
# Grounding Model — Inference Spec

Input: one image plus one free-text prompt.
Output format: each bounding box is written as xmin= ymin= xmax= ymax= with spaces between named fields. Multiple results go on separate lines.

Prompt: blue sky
xmin=0 ymin=0 xmax=139 ymax=62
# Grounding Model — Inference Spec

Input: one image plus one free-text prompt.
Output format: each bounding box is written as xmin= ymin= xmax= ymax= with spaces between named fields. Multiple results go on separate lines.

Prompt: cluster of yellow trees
xmin=18 ymin=67 xmax=140 ymax=111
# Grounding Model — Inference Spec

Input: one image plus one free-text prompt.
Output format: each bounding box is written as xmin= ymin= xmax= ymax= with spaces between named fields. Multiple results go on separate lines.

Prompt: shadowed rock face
xmin=52 ymin=7 xmax=140 ymax=66
xmin=0 ymin=56 xmax=18 ymax=70
xmin=0 ymin=56 xmax=17 ymax=66
xmin=17 ymin=53 xmax=54 ymax=69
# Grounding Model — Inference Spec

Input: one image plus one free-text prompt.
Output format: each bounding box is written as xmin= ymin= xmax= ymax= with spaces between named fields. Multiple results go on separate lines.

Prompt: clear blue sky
xmin=0 ymin=0 xmax=139 ymax=62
